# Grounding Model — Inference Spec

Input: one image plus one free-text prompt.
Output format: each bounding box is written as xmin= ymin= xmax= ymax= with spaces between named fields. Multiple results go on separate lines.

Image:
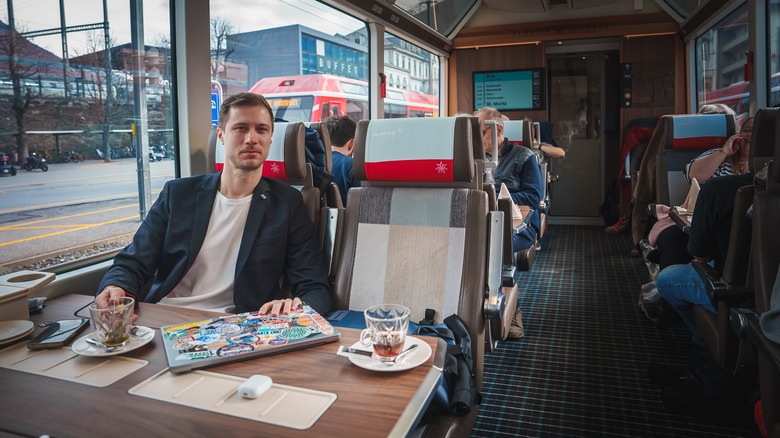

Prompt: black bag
xmin=659 ymin=350 xmax=751 ymax=421
xmin=416 ymin=312 xmax=481 ymax=418
xmin=275 ymin=117 xmax=333 ymax=206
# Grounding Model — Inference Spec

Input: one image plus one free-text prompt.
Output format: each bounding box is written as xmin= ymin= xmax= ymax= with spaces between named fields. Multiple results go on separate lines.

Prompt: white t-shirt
xmin=159 ymin=191 xmax=253 ymax=313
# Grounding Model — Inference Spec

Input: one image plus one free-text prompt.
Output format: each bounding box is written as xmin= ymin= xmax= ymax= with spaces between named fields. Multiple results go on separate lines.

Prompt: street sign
xmin=211 ymin=90 xmax=221 ymax=126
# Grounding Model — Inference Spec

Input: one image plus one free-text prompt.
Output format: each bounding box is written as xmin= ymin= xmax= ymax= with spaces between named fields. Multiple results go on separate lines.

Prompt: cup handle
xmin=359 ymin=329 xmax=372 ymax=346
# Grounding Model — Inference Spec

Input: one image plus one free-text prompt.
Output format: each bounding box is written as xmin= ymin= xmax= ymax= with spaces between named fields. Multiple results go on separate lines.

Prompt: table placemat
xmin=129 ymin=368 xmax=337 ymax=430
xmin=0 ymin=342 xmax=148 ymax=387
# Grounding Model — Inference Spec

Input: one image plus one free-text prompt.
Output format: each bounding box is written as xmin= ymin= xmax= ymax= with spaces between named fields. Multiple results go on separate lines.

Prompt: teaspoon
xmin=85 ymin=337 xmax=118 ymax=352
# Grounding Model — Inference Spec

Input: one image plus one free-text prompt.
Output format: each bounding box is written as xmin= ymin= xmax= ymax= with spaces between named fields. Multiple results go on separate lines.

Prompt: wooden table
xmin=512 ymin=205 xmax=533 ymax=233
xmin=0 ymin=294 xmax=444 ymax=437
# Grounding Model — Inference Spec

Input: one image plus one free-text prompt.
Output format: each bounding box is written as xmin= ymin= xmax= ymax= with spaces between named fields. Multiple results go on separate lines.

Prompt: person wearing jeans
xmin=656 ymin=173 xmax=752 ymax=342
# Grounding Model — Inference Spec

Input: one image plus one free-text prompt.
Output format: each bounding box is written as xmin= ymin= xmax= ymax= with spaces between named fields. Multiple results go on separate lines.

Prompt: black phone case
xmin=27 ymin=319 xmax=89 ymax=350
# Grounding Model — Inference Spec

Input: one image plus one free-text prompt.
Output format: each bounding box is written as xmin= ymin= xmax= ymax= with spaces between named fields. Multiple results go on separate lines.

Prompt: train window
xmin=221 ymin=0 xmax=368 ymax=123
xmin=383 ymin=31 xmax=440 ymax=118
xmin=390 ymin=0 xmax=477 ymax=38
xmin=769 ymin=0 xmax=780 ymax=106
xmin=0 ymin=1 xmax=173 ymax=275
xmin=695 ymin=3 xmax=749 ymax=114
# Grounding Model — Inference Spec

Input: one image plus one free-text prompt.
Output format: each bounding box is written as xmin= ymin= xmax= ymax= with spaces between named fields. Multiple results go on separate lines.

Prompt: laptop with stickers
xmin=160 ymin=305 xmax=340 ymax=373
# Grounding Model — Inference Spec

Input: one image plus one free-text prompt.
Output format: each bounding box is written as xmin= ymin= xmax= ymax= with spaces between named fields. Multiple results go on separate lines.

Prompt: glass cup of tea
xmin=360 ymin=304 xmax=411 ymax=363
xmin=88 ymin=297 xmax=135 ymax=347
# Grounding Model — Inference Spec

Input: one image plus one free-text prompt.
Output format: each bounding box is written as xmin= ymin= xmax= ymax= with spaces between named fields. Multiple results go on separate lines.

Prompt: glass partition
xmin=393 ymin=0 xmax=477 ymax=36
xmin=769 ymin=0 xmax=780 ymax=106
xmin=383 ymin=31 xmax=440 ymax=118
xmin=0 ymin=0 xmax=172 ymax=274
xmin=695 ymin=3 xmax=749 ymax=115
xmin=213 ymin=0 xmax=368 ymax=123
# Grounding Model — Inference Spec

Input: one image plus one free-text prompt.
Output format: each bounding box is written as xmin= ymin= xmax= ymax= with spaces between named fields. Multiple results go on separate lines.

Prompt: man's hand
xmin=258 ymin=298 xmax=303 ymax=316
xmin=95 ymin=285 xmax=129 ymax=308
xmin=95 ymin=285 xmax=139 ymax=323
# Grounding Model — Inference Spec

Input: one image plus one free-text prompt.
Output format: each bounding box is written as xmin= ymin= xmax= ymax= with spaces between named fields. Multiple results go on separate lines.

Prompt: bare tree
xmin=75 ymin=31 xmax=123 ymax=162
xmin=150 ymin=34 xmax=173 ymax=128
xmin=0 ymin=24 xmax=45 ymax=165
xmin=210 ymin=17 xmax=236 ymax=81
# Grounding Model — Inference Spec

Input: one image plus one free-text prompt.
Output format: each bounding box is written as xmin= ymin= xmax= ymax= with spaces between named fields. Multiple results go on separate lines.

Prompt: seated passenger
xmin=476 ymin=107 xmax=542 ymax=253
xmin=523 ymin=117 xmax=566 ymax=159
xmin=629 ymin=104 xmax=736 ymax=257
xmin=655 ymin=172 xmax=754 ymax=342
xmin=95 ymin=92 xmax=332 ymax=317
xmin=325 ymin=115 xmax=360 ymax=206
xmin=650 ymin=116 xmax=754 ymax=271
xmin=685 ymin=115 xmax=753 ymax=184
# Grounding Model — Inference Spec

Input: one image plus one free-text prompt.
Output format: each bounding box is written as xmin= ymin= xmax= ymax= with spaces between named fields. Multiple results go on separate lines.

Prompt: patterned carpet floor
xmin=471 ymin=225 xmax=759 ymax=437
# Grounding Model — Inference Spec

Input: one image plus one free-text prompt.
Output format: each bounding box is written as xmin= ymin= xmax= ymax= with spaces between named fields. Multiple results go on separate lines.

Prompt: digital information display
xmin=473 ymin=69 xmax=545 ymax=111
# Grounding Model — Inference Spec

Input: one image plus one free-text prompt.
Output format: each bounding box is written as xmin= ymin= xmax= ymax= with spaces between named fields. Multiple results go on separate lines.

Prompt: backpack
xmin=275 ymin=117 xmax=333 ymax=205
xmin=414 ymin=311 xmax=482 ymax=417
xmin=659 ymin=349 xmax=753 ymax=422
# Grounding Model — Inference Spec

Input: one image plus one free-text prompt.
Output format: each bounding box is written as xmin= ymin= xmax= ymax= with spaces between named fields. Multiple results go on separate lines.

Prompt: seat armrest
xmin=484 ymin=211 xmax=505 ymax=320
xmin=691 ymin=260 xmax=753 ymax=303
xmin=746 ymin=314 xmax=780 ymax=373
xmin=513 ymin=208 xmax=535 ymax=234
xmin=502 ymin=265 xmax=516 ymax=287
xmin=321 ymin=207 xmax=344 ymax=277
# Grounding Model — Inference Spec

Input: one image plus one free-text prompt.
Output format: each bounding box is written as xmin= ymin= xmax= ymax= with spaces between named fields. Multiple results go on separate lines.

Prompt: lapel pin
xmin=260 ymin=194 xmax=267 ymax=200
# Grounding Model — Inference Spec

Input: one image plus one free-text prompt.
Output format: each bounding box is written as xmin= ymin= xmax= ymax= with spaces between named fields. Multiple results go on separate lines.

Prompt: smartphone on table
xmin=27 ymin=318 xmax=89 ymax=350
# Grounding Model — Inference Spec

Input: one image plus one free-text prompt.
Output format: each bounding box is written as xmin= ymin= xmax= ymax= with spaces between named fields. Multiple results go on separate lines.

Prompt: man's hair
xmin=475 ymin=107 xmax=504 ymax=127
xmin=218 ymin=92 xmax=274 ymax=130
xmin=325 ymin=116 xmax=357 ymax=147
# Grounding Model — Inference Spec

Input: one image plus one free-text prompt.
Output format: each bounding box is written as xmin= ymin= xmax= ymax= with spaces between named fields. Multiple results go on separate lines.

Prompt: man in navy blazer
xmin=96 ymin=93 xmax=332 ymax=317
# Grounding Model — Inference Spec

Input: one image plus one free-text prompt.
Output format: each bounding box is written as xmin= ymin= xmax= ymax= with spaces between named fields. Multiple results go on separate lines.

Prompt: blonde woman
xmin=684 ymin=116 xmax=753 ymax=184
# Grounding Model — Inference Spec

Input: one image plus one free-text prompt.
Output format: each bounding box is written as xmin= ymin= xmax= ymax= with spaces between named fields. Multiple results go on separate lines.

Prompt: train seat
xmin=331 ymin=116 xmax=500 ymax=435
xmin=468 ymin=116 xmax=521 ymax=344
xmin=691 ymin=108 xmax=778 ymax=371
xmin=691 ymin=183 xmax=754 ymax=370
xmin=305 ymin=121 xmax=344 ymax=209
xmin=656 ymin=114 xmax=736 ymax=207
xmin=632 ymin=113 xmax=735 ymax=245
xmin=745 ymin=111 xmax=780 ymax=438
xmin=504 ymin=119 xmax=552 ymax=243
xmin=209 ymin=121 xmax=321 ymax=226
xmin=497 ymin=120 xmax=539 ymax=269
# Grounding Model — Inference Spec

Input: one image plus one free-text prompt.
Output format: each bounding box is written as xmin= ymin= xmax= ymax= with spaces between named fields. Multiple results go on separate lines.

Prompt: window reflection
xmin=695 ymin=3 xmax=749 ymax=114
xmin=0 ymin=0 xmax=172 ymax=273
xmin=214 ymin=0 xmax=368 ymax=123
xmin=769 ymin=0 xmax=780 ymax=106
xmin=383 ymin=31 xmax=440 ymax=118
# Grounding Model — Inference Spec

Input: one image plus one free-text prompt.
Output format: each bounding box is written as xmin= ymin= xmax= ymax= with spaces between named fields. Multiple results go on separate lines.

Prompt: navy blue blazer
xmin=97 ymin=173 xmax=332 ymax=315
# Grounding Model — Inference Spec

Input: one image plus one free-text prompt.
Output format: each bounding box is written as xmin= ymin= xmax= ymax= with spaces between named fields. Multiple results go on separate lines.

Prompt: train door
xmin=547 ymin=49 xmax=619 ymax=221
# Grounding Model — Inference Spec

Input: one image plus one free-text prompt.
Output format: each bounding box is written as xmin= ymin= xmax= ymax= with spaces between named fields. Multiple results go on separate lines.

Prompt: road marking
xmin=0 ymin=171 xmax=173 ymax=190
xmin=0 ymin=215 xmax=138 ymax=247
xmin=0 ymin=204 xmax=136 ymax=228
xmin=0 ymin=190 xmax=161 ymax=215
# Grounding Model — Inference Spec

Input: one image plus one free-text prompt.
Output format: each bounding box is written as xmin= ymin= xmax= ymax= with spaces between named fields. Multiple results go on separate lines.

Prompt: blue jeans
xmin=656 ymin=263 xmax=717 ymax=341
xmin=512 ymin=226 xmax=537 ymax=253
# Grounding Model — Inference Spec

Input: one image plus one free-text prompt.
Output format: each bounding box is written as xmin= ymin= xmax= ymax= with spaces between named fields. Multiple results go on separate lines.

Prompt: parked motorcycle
xmin=152 ymin=145 xmax=167 ymax=161
xmin=22 ymin=153 xmax=48 ymax=172
xmin=0 ymin=153 xmax=17 ymax=176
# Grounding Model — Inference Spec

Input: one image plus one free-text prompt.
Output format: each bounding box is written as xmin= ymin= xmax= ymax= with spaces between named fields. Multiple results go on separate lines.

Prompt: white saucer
xmin=72 ymin=326 xmax=155 ymax=357
xmin=347 ymin=336 xmax=432 ymax=372
xmin=0 ymin=320 xmax=34 ymax=346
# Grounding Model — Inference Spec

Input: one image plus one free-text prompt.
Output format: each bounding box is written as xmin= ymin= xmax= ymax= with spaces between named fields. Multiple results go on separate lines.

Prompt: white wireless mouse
xmin=238 ymin=374 xmax=273 ymax=399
